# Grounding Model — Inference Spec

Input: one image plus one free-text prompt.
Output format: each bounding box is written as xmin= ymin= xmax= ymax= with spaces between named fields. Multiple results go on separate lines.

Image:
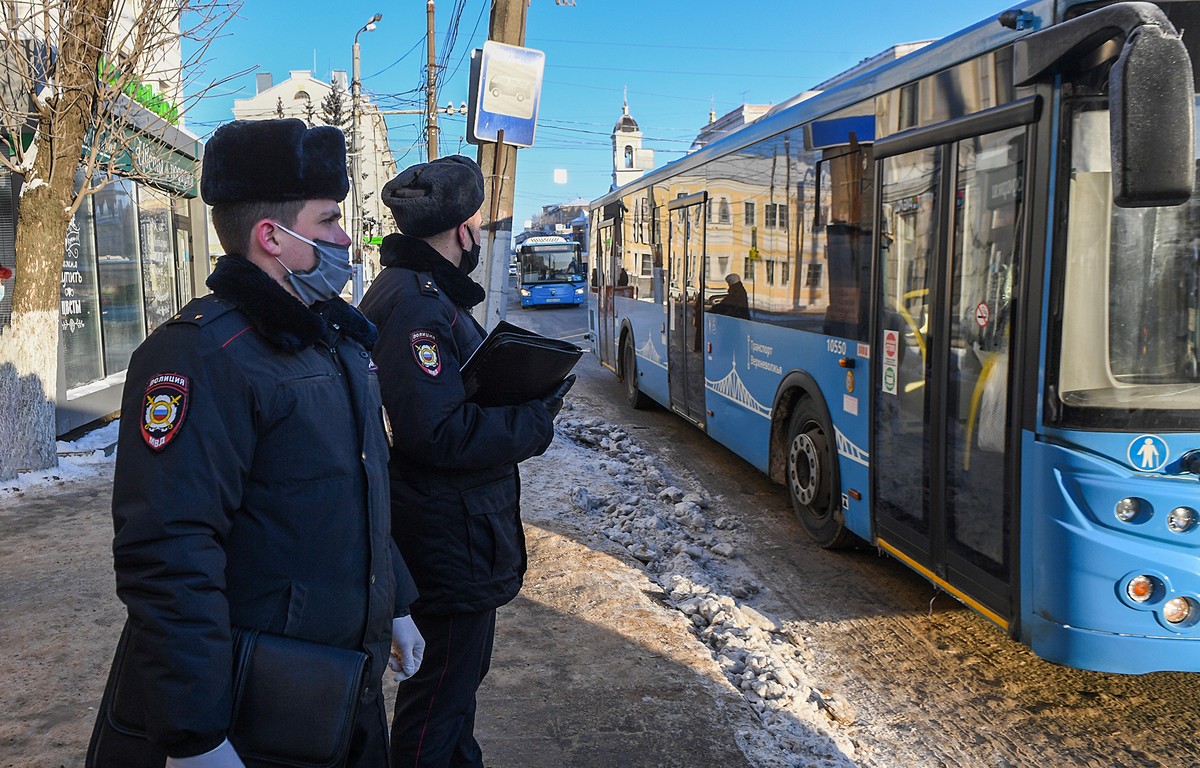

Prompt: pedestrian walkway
xmin=0 ymin=444 xmax=756 ymax=767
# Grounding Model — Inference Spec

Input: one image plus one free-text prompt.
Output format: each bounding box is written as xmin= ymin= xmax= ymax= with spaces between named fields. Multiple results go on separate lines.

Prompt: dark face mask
xmin=460 ymin=228 xmax=481 ymax=275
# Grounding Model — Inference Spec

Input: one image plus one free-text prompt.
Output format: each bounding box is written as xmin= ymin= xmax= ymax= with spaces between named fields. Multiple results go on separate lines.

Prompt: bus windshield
xmin=1058 ymin=101 xmax=1200 ymax=427
xmin=519 ymin=244 xmax=582 ymax=284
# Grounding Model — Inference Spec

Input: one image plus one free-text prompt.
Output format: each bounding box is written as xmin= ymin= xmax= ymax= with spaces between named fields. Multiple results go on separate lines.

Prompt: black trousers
xmin=390 ymin=609 xmax=497 ymax=768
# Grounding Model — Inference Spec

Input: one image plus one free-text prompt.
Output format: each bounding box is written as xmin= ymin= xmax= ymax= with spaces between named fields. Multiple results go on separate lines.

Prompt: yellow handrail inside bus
xmin=964 ymin=351 xmax=1001 ymax=471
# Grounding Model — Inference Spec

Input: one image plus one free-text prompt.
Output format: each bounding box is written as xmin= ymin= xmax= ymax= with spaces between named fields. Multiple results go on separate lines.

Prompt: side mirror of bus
xmin=1013 ymin=2 xmax=1196 ymax=207
xmin=1110 ymin=22 xmax=1195 ymax=207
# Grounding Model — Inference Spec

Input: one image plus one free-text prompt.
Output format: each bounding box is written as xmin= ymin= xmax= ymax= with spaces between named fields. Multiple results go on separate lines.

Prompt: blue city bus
xmin=517 ymin=235 xmax=586 ymax=307
xmin=589 ymin=0 xmax=1200 ymax=673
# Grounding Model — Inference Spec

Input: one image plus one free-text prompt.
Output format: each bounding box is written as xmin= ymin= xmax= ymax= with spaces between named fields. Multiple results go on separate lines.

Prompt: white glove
xmin=390 ymin=615 xmax=425 ymax=682
xmin=165 ymin=739 xmax=245 ymax=768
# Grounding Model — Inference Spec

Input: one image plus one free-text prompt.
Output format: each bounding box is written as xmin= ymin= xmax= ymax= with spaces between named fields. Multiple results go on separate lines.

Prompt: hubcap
xmin=788 ymin=429 xmax=821 ymax=507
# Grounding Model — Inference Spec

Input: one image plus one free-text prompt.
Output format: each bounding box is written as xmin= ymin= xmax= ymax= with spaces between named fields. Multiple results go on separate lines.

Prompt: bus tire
xmin=786 ymin=398 xmax=853 ymax=549
xmin=621 ymin=336 xmax=651 ymax=410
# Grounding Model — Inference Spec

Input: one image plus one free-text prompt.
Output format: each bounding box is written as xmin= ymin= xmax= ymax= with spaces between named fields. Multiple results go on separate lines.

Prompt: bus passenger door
xmin=873 ymin=127 xmax=1024 ymax=623
xmin=594 ymin=218 xmax=617 ymax=369
xmin=667 ymin=193 xmax=707 ymax=426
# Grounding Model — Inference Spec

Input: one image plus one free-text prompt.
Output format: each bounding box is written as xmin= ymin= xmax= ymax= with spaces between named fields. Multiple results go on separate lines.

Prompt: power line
xmin=528 ymin=36 xmax=867 ymax=57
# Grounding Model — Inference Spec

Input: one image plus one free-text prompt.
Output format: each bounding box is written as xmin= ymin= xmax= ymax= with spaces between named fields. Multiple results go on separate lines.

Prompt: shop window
xmin=94 ymin=178 xmax=146 ymax=373
xmin=139 ymin=186 xmax=177 ymax=333
xmin=61 ymin=192 xmax=104 ymax=389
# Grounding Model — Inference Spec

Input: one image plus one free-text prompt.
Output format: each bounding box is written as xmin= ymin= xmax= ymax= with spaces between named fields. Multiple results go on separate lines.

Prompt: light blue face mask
xmin=273 ymin=223 xmax=353 ymax=305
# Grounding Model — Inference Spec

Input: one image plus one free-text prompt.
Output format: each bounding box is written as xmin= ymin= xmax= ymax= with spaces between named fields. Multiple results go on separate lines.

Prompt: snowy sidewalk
xmin=1 ymin=405 xmax=863 ymax=768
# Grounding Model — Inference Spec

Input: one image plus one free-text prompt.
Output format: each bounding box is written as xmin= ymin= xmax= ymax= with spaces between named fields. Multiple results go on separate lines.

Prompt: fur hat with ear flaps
xmin=381 ymin=155 xmax=485 ymax=238
xmin=200 ymin=118 xmax=349 ymax=205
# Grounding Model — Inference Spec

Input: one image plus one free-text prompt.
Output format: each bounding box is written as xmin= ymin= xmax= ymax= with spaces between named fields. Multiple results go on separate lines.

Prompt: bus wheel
xmin=621 ymin=337 xmax=651 ymax=409
xmin=786 ymin=399 xmax=852 ymax=548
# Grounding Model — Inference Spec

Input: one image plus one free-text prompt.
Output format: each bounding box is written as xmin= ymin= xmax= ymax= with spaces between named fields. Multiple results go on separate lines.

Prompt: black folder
xmin=461 ymin=320 xmax=583 ymax=406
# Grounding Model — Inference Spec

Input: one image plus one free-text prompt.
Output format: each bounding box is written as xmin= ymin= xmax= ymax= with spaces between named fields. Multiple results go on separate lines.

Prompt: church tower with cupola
xmin=611 ymin=91 xmax=654 ymax=190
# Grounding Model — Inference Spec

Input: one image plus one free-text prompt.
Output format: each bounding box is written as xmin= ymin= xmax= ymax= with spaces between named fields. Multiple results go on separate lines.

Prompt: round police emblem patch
xmin=141 ymin=373 xmax=190 ymax=451
xmin=410 ymin=330 xmax=442 ymax=376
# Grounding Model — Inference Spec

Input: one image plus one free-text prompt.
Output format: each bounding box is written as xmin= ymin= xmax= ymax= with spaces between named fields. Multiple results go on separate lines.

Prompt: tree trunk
xmin=0 ymin=189 xmax=71 ymax=479
xmin=0 ymin=0 xmax=116 ymax=482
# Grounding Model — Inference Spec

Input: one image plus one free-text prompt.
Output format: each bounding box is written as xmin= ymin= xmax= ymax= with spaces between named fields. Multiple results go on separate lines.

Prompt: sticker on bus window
xmin=975 ymin=301 xmax=991 ymax=328
xmin=882 ymin=330 xmax=899 ymax=396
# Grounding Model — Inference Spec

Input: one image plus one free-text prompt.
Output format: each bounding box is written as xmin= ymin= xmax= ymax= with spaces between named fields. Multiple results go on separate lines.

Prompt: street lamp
xmin=350 ymin=12 xmax=382 ymax=305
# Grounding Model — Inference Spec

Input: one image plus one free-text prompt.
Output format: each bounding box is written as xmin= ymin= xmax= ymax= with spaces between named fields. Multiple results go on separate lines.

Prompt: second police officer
xmin=359 ymin=155 xmax=572 ymax=768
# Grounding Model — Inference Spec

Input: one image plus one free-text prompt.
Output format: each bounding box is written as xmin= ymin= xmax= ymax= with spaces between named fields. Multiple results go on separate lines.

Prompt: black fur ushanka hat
xmin=381 ymin=155 xmax=485 ymax=238
xmin=200 ymin=118 xmax=349 ymax=205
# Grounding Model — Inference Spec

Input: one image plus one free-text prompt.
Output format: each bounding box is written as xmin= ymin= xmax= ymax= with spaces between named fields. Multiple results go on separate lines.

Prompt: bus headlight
xmin=1164 ymin=597 xmax=1193 ymax=624
xmin=575 ymin=286 xmax=585 ymax=295
xmin=519 ymin=288 xmax=531 ymax=297
xmin=1168 ymin=506 xmax=1196 ymax=533
xmin=1115 ymin=497 xmax=1143 ymax=522
xmin=1127 ymin=575 xmax=1157 ymax=603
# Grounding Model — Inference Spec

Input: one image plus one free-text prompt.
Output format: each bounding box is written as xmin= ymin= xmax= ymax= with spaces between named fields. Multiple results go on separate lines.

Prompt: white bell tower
xmin=611 ymin=90 xmax=653 ymax=190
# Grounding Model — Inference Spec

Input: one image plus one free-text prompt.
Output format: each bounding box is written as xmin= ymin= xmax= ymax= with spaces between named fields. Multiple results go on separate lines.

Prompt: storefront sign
xmin=84 ymin=126 xmax=199 ymax=196
xmin=98 ymin=57 xmax=181 ymax=124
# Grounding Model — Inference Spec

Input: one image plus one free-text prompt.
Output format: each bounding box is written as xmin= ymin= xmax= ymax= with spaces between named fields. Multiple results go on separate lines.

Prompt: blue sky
xmin=182 ymin=0 xmax=1008 ymax=231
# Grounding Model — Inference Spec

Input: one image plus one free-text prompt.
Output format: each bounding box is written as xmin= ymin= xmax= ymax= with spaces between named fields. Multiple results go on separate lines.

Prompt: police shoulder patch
xmin=410 ymin=330 xmax=442 ymax=376
xmin=141 ymin=373 xmax=190 ymax=451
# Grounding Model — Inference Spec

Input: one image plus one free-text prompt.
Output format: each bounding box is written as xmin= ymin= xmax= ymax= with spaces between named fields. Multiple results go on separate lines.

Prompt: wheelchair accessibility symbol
xmin=1128 ymin=434 xmax=1169 ymax=472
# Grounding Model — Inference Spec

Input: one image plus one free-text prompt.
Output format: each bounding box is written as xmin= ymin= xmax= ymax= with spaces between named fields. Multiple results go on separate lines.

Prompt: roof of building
xmin=614 ymin=94 xmax=639 ymax=133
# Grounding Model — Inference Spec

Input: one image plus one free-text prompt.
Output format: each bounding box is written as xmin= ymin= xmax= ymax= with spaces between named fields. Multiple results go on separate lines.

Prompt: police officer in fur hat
xmin=89 ymin=119 xmax=423 ymax=768
xmin=359 ymin=156 xmax=572 ymax=768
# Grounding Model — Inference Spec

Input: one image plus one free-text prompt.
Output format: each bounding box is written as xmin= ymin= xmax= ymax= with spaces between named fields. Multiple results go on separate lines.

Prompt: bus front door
xmin=595 ymin=220 xmax=617 ymax=370
xmin=873 ymin=127 xmax=1025 ymax=625
xmin=667 ymin=193 xmax=707 ymax=426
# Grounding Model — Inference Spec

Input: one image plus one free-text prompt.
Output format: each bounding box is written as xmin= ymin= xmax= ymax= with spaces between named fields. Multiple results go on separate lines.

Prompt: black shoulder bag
xmin=87 ymin=622 xmax=369 ymax=768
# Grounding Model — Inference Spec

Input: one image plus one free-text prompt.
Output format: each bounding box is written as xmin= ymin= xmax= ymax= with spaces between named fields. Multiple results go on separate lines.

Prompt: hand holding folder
xmin=460 ymin=321 xmax=583 ymax=407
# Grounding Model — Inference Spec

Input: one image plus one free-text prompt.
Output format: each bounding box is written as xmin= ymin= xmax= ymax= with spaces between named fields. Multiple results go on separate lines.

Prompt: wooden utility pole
xmin=472 ymin=0 xmax=527 ymax=329
xmin=426 ymin=0 xmax=438 ymax=160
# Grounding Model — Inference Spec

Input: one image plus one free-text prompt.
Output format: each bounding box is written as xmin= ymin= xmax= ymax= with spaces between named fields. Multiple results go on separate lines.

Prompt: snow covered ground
xmin=0 ymin=420 xmax=119 ymax=495
xmin=3 ymin=409 xmax=864 ymax=767
xmin=541 ymin=407 xmax=863 ymax=767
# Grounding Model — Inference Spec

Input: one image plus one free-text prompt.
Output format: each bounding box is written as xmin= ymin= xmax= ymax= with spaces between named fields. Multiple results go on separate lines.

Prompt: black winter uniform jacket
xmin=358 ymin=234 xmax=555 ymax=615
xmin=106 ymin=255 xmax=417 ymax=757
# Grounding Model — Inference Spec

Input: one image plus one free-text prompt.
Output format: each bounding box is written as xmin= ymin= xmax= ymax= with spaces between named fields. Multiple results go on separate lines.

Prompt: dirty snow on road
xmin=535 ymin=405 xmax=866 ymax=768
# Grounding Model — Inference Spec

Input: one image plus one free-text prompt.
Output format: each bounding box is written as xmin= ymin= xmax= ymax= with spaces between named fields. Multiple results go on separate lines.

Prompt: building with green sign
xmin=0 ymin=52 xmax=211 ymax=436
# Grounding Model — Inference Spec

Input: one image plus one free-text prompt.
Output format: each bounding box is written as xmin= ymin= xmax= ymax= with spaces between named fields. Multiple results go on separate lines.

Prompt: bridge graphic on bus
xmin=636 ymin=335 xmax=666 ymax=369
xmin=834 ymin=428 xmax=869 ymax=468
xmin=705 ymin=362 xmax=770 ymax=418
xmin=706 ymin=360 xmax=870 ymax=467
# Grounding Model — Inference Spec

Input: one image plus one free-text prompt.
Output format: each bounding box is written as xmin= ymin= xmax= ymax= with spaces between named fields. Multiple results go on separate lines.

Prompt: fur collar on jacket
xmin=205 ymin=254 xmax=377 ymax=352
xmin=378 ymin=232 xmax=486 ymax=309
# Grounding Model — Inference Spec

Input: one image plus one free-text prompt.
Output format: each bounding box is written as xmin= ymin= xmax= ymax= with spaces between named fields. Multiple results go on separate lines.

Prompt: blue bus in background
xmin=589 ymin=0 xmax=1200 ymax=674
xmin=517 ymin=236 xmax=586 ymax=307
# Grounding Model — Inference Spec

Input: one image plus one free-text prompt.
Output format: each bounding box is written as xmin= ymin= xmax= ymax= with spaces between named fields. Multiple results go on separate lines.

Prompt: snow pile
xmin=555 ymin=415 xmax=863 ymax=768
xmin=0 ymin=420 xmax=118 ymax=496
